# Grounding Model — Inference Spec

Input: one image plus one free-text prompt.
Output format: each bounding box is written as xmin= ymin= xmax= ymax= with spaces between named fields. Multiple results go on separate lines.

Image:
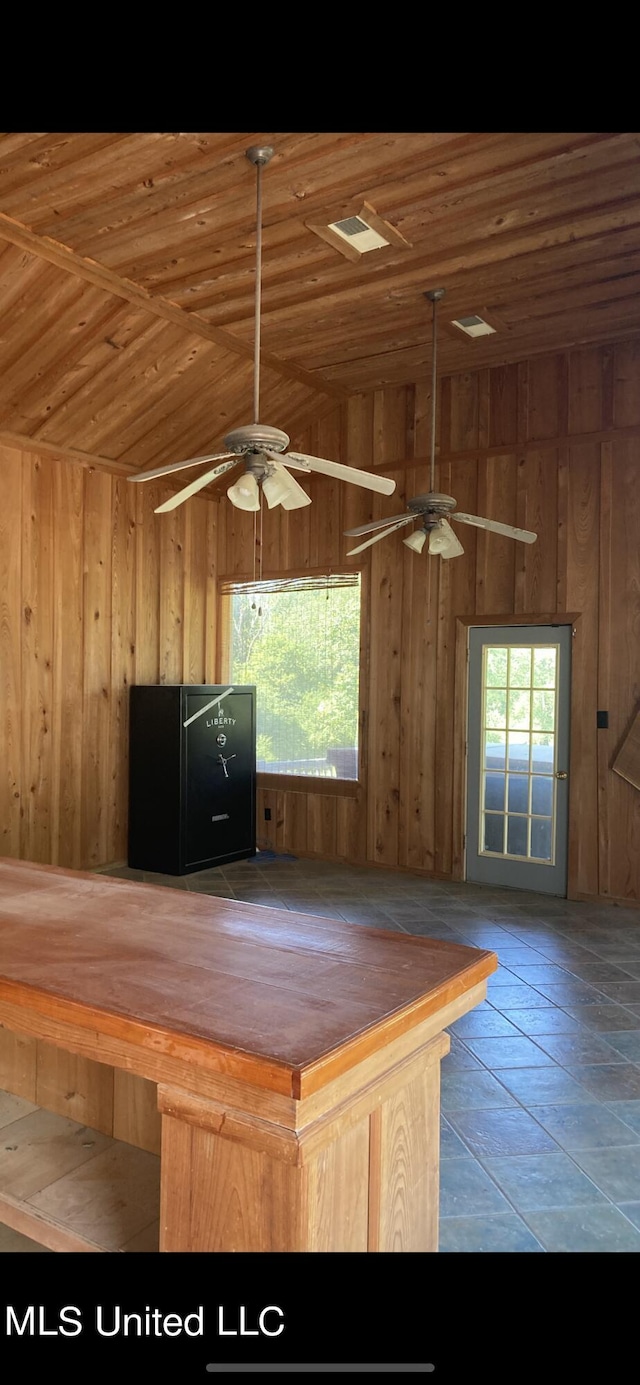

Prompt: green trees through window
xmin=228 ymin=577 xmax=361 ymax=779
xmin=484 ymin=646 xmax=557 ymax=748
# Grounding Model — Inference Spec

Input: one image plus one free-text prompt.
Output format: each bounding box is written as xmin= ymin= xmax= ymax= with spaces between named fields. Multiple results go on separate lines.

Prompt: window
xmin=222 ymin=573 xmax=362 ymax=781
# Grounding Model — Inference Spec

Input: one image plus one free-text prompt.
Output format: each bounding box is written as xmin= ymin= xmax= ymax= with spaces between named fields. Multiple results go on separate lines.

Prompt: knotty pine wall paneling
xmin=21 ymin=453 xmax=54 ymax=865
xmin=1 ymin=447 xmax=24 ymax=860
xmin=82 ymin=467 xmax=112 ymax=869
xmin=230 ymin=339 xmax=640 ymax=904
xmin=52 ymin=462 xmax=85 ymax=868
xmin=600 ymin=440 xmax=640 ymax=899
xmin=0 ymin=443 xmax=217 ymax=871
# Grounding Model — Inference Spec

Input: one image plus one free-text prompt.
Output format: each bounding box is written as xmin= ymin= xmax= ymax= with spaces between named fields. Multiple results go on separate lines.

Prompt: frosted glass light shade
xmin=429 ymin=518 xmax=464 ymax=558
xmin=403 ymin=528 xmax=427 ymax=553
xmin=428 ymin=526 xmax=448 ymax=553
xmin=227 ymin=472 xmax=260 ymax=511
xmin=262 ymin=471 xmax=290 ymax=508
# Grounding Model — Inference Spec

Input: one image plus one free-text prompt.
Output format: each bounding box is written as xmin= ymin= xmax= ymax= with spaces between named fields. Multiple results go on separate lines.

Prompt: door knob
xmin=555 ymin=771 xmax=568 ymax=779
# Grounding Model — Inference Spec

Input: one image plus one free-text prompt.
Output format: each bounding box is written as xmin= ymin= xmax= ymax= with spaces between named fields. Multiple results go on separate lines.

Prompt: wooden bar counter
xmin=0 ymin=859 xmax=496 ymax=1253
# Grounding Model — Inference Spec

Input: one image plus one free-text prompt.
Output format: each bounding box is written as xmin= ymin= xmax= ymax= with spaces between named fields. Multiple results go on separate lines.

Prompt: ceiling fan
xmin=127 ymin=146 xmax=396 ymax=516
xmin=343 ymin=288 xmax=537 ymax=558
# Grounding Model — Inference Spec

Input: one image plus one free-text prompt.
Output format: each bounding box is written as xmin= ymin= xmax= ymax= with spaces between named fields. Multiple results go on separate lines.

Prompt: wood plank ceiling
xmin=0 ymin=130 xmax=639 ymax=473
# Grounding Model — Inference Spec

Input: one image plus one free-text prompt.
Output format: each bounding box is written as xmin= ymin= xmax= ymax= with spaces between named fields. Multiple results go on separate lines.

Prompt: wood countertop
xmin=0 ymin=858 xmax=497 ymax=1098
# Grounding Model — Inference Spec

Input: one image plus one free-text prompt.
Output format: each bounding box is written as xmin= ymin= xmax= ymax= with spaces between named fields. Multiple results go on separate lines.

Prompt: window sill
xmin=256 ymin=773 xmax=360 ymax=797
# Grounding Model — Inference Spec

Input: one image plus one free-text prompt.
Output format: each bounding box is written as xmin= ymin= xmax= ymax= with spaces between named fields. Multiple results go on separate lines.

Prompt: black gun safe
xmin=128 ymin=684 xmax=256 ymax=875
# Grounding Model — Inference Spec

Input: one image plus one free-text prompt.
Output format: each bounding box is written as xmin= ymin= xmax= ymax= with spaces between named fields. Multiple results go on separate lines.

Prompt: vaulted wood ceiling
xmin=0 ymin=131 xmax=639 ymax=473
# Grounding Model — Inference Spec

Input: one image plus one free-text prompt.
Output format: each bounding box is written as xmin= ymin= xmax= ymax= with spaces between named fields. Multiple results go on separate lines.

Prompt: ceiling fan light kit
xmin=403 ymin=528 xmax=427 ymax=554
xmin=261 ymin=469 xmax=291 ymax=510
xmin=343 ymin=288 xmax=538 ymax=560
xmin=127 ymin=146 xmax=396 ymax=516
xmin=428 ymin=517 xmax=465 ymax=559
xmin=226 ymin=471 xmax=261 ymax=512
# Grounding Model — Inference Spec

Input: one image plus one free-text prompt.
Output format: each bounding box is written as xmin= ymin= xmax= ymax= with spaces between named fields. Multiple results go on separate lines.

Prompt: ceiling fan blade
xmin=344 ymin=511 xmax=414 ymax=537
xmin=273 ymin=450 xmax=396 ymax=496
xmin=271 ymin=461 xmax=313 ymax=510
xmin=452 ymin=512 xmax=538 ymax=544
xmin=128 ymin=451 xmax=239 ymax=484
xmin=428 ymin=518 xmax=465 ymax=559
xmin=346 ymin=517 xmax=416 ymax=555
xmin=154 ymin=459 xmax=242 ymax=513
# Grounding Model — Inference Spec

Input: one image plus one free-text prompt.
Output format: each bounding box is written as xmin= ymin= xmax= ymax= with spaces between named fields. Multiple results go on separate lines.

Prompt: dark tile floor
xmin=6 ymin=852 xmax=640 ymax=1253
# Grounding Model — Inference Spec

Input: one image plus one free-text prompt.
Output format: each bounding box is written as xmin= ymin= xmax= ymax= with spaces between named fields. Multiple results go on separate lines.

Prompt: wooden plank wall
xmin=0 ymin=445 xmax=217 ymax=870
xmin=222 ymin=340 xmax=640 ymax=904
xmin=0 ymin=338 xmax=638 ymax=905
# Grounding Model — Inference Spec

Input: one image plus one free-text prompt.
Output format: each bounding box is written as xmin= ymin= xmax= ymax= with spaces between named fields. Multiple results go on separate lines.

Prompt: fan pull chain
xmin=258 ymin=492 xmax=264 ymax=613
xmin=251 ymin=509 xmax=257 ymax=604
xmin=250 ymin=499 xmax=264 ymax=617
xmin=426 ymin=544 xmax=432 ymax=623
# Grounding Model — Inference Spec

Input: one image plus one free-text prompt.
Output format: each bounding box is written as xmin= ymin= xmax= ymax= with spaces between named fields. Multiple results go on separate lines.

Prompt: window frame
xmin=218 ymin=564 xmax=368 ymax=797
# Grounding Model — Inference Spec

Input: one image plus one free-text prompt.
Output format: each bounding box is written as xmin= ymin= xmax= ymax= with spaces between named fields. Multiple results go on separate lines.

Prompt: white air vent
xmin=306 ymin=202 xmax=410 ymax=262
xmin=451 ymin=314 xmax=496 ymax=338
xmin=327 ymin=215 xmax=391 ymax=252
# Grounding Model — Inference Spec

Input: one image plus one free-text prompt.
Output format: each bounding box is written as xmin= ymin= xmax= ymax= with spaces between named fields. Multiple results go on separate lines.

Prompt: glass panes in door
xmin=482 ymin=643 xmax=558 ymax=863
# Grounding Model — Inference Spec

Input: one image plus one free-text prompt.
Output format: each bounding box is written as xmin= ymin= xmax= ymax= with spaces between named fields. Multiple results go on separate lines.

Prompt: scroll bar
xmin=205 ymin=1367 xmax=435 ymax=1374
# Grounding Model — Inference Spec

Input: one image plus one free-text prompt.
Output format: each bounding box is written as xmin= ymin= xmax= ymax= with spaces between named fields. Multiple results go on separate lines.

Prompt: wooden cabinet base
xmin=0 ymin=1031 xmax=448 ymax=1254
xmin=158 ymin=1034 xmax=446 ymax=1253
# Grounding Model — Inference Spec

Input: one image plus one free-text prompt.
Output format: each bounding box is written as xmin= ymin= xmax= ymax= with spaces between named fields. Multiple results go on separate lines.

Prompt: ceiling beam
xmin=0 ymin=429 xmax=137 ymax=474
xmin=0 ymin=210 xmax=348 ymax=403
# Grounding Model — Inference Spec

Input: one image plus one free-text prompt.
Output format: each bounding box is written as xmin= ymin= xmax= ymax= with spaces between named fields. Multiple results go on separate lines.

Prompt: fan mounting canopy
xmin=223 ymin=423 xmax=290 ymax=455
xmin=408 ymin=492 xmax=456 ymax=515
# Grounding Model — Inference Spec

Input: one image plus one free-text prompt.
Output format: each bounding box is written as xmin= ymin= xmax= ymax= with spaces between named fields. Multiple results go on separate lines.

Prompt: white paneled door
xmin=465 ymin=625 xmax=572 ymax=896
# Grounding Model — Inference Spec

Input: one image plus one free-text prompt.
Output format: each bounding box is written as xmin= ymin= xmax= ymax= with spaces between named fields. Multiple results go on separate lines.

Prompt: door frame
xmin=465 ymin=623 xmax=572 ymax=895
xmin=451 ymin=612 xmax=582 ymax=897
